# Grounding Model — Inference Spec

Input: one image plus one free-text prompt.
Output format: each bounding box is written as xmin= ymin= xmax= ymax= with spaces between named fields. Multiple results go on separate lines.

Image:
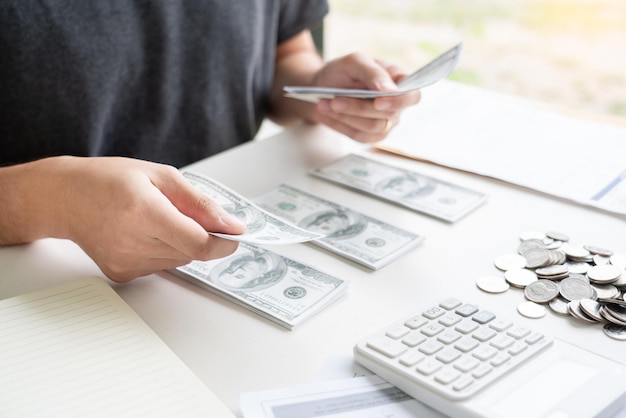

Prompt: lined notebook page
xmin=0 ymin=277 xmax=235 ymax=417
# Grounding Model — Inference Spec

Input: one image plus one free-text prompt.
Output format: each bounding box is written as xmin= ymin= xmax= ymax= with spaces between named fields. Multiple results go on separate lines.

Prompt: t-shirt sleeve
xmin=276 ymin=0 xmax=329 ymax=44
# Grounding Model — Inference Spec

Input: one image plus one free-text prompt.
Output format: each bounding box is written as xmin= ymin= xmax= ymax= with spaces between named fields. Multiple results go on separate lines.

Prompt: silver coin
xmin=548 ymin=297 xmax=571 ymax=316
xmin=518 ymin=239 xmax=545 ymax=256
xmin=524 ymin=280 xmax=559 ymax=303
xmin=584 ymin=245 xmax=613 ymax=257
xmin=567 ymin=300 xmax=599 ymax=323
xmin=603 ymin=323 xmax=626 ymax=341
xmin=562 ymin=243 xmax=592 ymax=261
xmin=593 ymin=254 xmax=610 ymax=266
xmin=494 ymin=253 xmax=528 ymax=271
xmin=612 ymin=274 xmax=626 ymax=288
xmin=545 ymin=239 xmax=563 ymax=250
xmin=609 ymin=254 xmax=626 ymax=270
xmin=590 ymin=284 xmax=620 ymax=300
xmin=600 ymin=306 xmax=626 ymax=326
xmin=597 ymin=298 xmax=626 ymax=308
xmin=564 ymin=262 xmax=590 ymax=275
xmin=517 ymin=301 xmax=546 ymax=319
xmin=568 ymin=273 xmax=589 ymax=283
xmin=559 ymin=277 xmax=595 ymax=301
xmin=535 ymin=264 xmax=569 ymax=279
xmin=523 ymin=248 xmax=552 ymax=269
xmin=504 ymin=268 xmax=538 ymax=288
xmin=476 ymin=275 xmax=510 ymax=294
xmin=546 ymin=230 xmax=569 ymax=242
xmin=603 ymin=303 xmax=626 ymax=322
xmin=578 ymin=299 xmax=607 ymax=322
xmin=587 ymin=264 xmax=621 ymax=284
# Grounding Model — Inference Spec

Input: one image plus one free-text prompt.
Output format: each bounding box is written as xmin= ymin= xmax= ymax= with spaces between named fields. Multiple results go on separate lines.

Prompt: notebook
xmin=0 ymin=277 xmax=235 ymax=417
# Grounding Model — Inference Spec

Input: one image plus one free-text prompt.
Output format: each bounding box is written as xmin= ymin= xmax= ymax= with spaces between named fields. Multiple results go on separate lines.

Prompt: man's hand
xmin=311 ymin=53 xmax=422 ymax=143
xmin=0 ymin=156 xmax=246 ymax=282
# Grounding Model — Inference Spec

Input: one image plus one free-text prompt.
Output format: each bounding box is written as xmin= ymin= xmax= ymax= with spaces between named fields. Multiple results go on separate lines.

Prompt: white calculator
xmin=354 ymin=297 xmax=626 ymax=418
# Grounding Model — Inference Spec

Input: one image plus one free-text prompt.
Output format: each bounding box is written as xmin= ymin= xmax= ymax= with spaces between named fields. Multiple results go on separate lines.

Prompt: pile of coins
xmin=476 ymin=230 xmax=626 ymax=341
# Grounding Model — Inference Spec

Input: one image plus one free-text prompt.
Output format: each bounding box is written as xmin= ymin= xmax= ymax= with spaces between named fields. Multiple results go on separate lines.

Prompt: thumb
xmin=352 ymin=55 xmax=398 ymax=92
xmin=157 ymin=169 xmax=246 ymax=234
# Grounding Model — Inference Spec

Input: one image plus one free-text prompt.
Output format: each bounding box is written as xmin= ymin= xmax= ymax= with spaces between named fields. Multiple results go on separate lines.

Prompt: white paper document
xmin=239 ymin=374 xmax=445 ymax=418
xmin=0 ymin=277 xmax=235 ymax=418
xmin=377 ymin=81 xmax=626 ymax=217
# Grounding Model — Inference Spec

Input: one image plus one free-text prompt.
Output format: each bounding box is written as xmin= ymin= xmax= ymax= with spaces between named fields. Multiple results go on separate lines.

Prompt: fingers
xmin=100 ymin=236 xmax=240 ymax=283
xmin=316 ymin=90 xmax=420 ymax=143
xmin=153 ymin=166 xmax=246 ymax=234
xmin=310 ymin=53 xmax=424 ymax=142
xmin=316 ymin=112 xmax=398 ymax=143
xmin=141 ymin=170 xmax=243 ymax=261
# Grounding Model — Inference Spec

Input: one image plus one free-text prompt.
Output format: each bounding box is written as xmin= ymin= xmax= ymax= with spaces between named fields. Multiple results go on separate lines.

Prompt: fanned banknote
xmin=283 ymin=43 xmax=462 ymax=103
xmin=254 ymin=184 xmax=424 ymax=270
xmin=172 ymin=242 xmax=348 ymax=329
xmin=311 ymin=154 xmax=487 ymax=223
xmin=182 ymin=171 xmax=323 ymax=244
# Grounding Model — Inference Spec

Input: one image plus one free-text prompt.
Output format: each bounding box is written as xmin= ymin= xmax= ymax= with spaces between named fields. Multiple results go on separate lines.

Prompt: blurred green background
xmin=325 ymin=0 xmax=626 ymax=118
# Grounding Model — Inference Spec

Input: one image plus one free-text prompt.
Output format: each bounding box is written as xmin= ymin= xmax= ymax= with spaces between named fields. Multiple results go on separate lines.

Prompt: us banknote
xmin=182 ymin=171 xmax=323 ymax=244
xmin=254 ymin=184 xmax=424 ymax=269
xmin=173 ymin=242 xmax=348 ymax=329
xmin=283 ymin=43 xmax=462 ymax=103
xmin=311 ymin=154 xmax=487 ymax=222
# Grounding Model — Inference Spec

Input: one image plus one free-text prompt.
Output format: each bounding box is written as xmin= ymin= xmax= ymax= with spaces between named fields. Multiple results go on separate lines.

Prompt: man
xmin=0 ymin=1 xmax=421 ymax=282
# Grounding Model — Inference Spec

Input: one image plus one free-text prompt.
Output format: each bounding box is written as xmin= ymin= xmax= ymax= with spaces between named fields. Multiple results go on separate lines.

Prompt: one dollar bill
xmin=311 ymin=154 xmax=487 ymax=223
xmin=254 ymin=184 xmax=424 ymax=270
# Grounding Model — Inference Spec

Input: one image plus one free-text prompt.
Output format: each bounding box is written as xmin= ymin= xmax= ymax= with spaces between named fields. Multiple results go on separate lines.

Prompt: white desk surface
xmin=2 ymin=121 xmax=626 ymax=417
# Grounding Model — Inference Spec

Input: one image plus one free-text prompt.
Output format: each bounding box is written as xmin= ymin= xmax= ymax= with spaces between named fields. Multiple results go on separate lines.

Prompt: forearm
xmin=0 ymin=157 xmax=71 ymax=244
xmin=268 ymin=31 xmax=324 ymax=126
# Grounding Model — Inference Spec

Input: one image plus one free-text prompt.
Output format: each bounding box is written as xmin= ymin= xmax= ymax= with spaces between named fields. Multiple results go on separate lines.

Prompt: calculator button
xmin=508 ymin=341 xmax=528 ymax=356
xmin=385 ymin=326 xmax=410 ymax=339
xmin=454 ymin=337 xmax=479 ymax=353
xmin=472 ymin=310 xmax=495 ymax=324
xmin=419 ymin=340 xmax=443 ymax=355
xmin=404 ymin=316 xmax=428 ymax=329
xmin=437 ymin=330 xmax=462 ymax=345
xmin=402 ymin=331 xmax=426 ymax=347
xmin=455 ymin=304 xmax=479 ymax=317
xmin=489 ymin=319 xmax=513 ymax=332
xmin=455 ymin=319 xmax=479 ymax=334
xmin=435 ymin=369 xmax=461 ymax=385
xmin=452 ymin=376 xmax=475 ymax=391
xmin=416 ymin=359 xmax=443 ymax=375
xmin=421 ymin=323 xmax=444 ymax=337
xmin=472 ymin=346 xmax=497 ymax=361
xmin=439 ymin=313 xmax=462 ymax=327
xmin=453 ymin=356 xmax=479 ymax=372
xmin=490 ymin=334 xmax=514 ymax=350
xmin=423 ymin=306 xmax=446 ymax=319
xmin=471 ymin=364 xmax=493 ymax=379
xmin=507 ymin=326 xmax=531 ymax=339
xmin=399 ymin=351 xmax=425 ymax=367
xmin=439 ymin=298 xmax=463 ymax=310
xmin=525 ymin=332 xmax=544 ymax=345
xmin=366 ymin=336 xmax=407 ymax=358
xmin=490 ymin=352 xmax=511 ymax=367
xmin=472 ymin=327 xmax=496 ymax=342
xmin=436 ymin=348 xmax=462 ymax=364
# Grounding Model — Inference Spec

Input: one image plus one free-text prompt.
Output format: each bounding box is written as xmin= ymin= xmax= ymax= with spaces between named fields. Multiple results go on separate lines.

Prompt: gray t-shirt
xmin=0 ymin=0 xmax=328 ymax=167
